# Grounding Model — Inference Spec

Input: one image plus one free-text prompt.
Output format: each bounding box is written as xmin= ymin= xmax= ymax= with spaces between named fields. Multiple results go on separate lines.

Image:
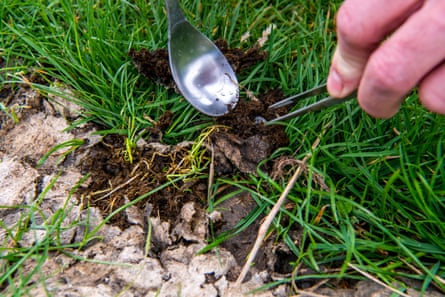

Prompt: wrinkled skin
xmin=327 ymin=0 xmax=445 ymax=118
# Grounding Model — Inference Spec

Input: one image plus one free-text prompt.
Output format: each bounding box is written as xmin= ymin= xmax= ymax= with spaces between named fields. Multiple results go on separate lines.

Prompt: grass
xmin=0 ymin=174 xmax=88 ymax=295
xmin=1 ymin=0 xmax=445 ymax=295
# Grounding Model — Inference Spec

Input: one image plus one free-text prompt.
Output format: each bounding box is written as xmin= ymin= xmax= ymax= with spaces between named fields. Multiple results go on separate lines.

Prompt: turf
xmin=1 ymin=0 xmax=445 ymax=294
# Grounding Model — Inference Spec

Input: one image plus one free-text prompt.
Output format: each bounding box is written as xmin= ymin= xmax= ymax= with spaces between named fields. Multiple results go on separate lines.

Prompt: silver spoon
xmin=165 ymin=0 xmax=239 ymax=116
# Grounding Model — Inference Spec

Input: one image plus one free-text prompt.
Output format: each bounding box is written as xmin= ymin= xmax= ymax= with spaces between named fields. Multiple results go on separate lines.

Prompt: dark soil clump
xmin=128 ymin=48 xmax=172 ymax=87
xmin=211 ymin=89 xmax=289 ymax=175
xmin=129 ymin=41 xmax=290 ymax=175
xmin=78 ymin=135 xmax=207 ymax=229
xmin=78 ymin=40 xmax=294 ymax=273
xmin=128 ymin=39 xmax=267 ymax=88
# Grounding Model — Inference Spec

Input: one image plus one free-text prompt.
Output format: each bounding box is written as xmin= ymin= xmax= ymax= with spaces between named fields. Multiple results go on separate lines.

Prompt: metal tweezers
xmin=265 ymin=83 xmax=356 ymax=125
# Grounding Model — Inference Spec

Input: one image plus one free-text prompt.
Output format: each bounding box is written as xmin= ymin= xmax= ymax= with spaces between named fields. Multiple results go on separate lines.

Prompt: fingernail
xmin=327 ymin=68 xmax=344 ymax=98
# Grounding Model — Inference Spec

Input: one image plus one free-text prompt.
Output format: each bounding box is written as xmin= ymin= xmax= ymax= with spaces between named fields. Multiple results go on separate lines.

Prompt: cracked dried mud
xmin=1 ymin=46 xmax=442 ymax=297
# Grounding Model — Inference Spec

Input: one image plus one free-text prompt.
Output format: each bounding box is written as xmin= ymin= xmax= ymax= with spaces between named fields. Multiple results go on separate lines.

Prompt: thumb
xmin=327 ymin=45 xmax=367 ymax=98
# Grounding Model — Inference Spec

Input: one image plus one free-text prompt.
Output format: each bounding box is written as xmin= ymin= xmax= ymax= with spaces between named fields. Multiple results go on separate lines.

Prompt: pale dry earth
xmin=1 ymin=87 xmax=443 ymax=297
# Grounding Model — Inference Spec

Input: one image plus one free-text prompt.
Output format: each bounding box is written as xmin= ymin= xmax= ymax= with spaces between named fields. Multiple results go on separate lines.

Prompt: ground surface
xmin=1 ymin=45 xmax=443 ymax=296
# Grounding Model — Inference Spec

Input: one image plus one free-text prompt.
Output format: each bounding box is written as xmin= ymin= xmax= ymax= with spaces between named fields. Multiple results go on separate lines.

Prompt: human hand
xmin=326 ymin=0 xmax=445 ymax=118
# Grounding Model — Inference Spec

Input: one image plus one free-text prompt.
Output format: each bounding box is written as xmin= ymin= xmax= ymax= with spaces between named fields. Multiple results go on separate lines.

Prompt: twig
xmin=235 ymin=160 xmax=306 ymax=285
xmin=291 ymin=275 xmax=330 ymax=297
xmin=400 ymin=258 xmax=445 ymax=293
xmin=235 ymin=136 xmax=322 ymax=285
xmin=348 ymin=263 xmax=412 ymax=297
xmin=94 ymin=173 xmax=141 ymax=201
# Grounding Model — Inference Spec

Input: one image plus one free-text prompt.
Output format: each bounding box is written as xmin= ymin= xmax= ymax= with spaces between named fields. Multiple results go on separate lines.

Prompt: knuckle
xmin=358 ymin=96 xmax=398 ymax=119
xmin=366 ymin=49 xmax=412 ymax=95
xmin=336 ymin=5 xmax=368 ymax=47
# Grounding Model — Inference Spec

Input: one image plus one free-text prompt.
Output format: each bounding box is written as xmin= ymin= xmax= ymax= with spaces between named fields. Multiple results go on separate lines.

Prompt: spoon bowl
xmin=165 ymin=0 xmax=239 ymax=116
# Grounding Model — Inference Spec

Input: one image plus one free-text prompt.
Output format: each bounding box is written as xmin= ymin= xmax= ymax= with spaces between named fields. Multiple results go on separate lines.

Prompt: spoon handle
xmin=164 ymin=0 xmax=186 ymax=30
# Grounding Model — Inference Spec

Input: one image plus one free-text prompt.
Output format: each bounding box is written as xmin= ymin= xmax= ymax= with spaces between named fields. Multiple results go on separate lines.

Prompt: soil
xmin=1 ymin=45 xmax=443 ymax=297
xmin=128 ymin=39 xmax=267 ymax=88
xmin=129 ymin=40 xmax=290 ymax=177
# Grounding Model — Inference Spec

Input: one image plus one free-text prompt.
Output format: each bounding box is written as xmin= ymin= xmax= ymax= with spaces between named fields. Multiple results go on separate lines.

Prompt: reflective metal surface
xmin=165 ymin=0 xmax=239 ymax=116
